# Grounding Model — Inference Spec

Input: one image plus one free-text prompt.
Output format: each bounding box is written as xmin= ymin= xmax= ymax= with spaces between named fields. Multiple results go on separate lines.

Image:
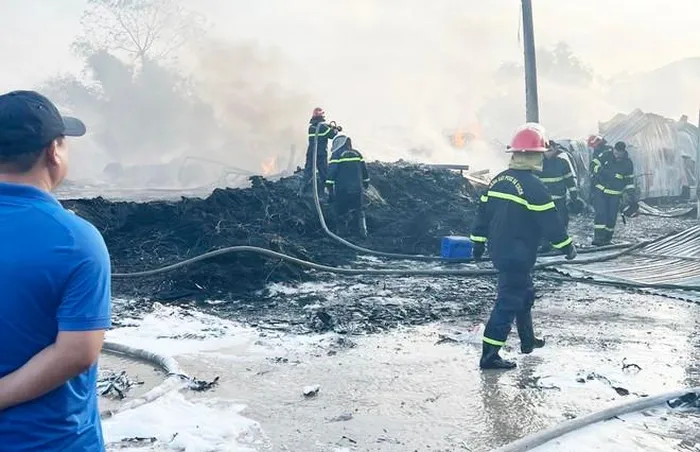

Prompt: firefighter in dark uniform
xmin=536 ymin=140 xmax=580 ymax=232
xmin=326 ymin=134 xmax=370 ymax=237
xmin=588 ymin=135 xmax=612 ymax=197
xmin=470 ymin=123 xmax=577 ymax=370
xmin=304 ymin=107 xmax=339 ymax=196
xmin=588 ymin=135 xmax=611 ymax=179
xmin=590 ymin=141 xmax=636 ymax=246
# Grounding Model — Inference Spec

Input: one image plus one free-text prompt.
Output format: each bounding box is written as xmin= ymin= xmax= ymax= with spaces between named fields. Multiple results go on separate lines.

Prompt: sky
xmin=2 ymin=0 xmax=698 ymax=89
xmin=0 ymin=0 xmax=698 ymax=178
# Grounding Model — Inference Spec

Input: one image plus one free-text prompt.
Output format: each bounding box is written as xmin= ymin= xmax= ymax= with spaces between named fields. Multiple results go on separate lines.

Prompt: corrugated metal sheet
xmin=598 ymin=110 xmax=699 ymax=199
xmin=555 ymin=225 xmax=700 ymax=302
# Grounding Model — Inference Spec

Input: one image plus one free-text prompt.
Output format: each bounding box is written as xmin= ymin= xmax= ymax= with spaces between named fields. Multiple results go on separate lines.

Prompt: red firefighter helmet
xmin=587 ymin=135 xmax=605 ymax=148
xmin=507 ymin=123 xmax=548 ymax=152
xmin=312 ymin=107 xmax=325 ymax=118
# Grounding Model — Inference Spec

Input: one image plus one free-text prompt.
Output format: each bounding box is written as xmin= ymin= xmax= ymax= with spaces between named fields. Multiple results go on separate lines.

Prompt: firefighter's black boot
xmin=600 ymin=229 xmax=613 ymax=246
xmin=516 ymin=310 xmax=545 ymax=354
xmin=479 ymin=343 xmax=517 ymax=370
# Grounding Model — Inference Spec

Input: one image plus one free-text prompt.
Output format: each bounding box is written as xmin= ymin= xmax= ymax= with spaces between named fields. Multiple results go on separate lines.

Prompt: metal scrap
xmin=97 ymin=371 xmax=143 ymax=400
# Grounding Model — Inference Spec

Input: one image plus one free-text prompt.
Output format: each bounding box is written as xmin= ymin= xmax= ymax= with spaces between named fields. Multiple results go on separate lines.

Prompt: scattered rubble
xmin=63 ymin=163 xmax=477 ymax=302
xmin=97 ymin=371 xmax=143 ymax=400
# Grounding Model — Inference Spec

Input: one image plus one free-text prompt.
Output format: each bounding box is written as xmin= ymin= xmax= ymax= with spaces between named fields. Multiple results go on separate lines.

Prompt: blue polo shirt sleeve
xmin=56 ymin=221 xmax=112 ymax=332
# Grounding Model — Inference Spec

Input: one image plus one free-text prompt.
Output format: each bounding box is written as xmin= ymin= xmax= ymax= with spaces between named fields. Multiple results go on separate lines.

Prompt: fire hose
xmin=495 ymin=387 xmax=700 ymax=452
xmin=100 ymin=341 xmax=187 ymax=420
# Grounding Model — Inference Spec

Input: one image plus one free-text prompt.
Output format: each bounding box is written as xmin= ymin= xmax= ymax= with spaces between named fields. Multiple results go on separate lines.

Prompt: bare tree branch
xmin=78 ymin=0 xmax=204 ymax=62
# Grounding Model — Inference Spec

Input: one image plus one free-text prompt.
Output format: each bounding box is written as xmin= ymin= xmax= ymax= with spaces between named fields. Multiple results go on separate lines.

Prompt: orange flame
xmin=261 ymin=156 xmax=278 ymax=176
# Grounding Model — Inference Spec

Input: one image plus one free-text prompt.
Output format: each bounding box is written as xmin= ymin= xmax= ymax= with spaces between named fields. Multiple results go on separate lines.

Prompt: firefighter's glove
xmin=472 ymin=242 xmax=485 ymax=260
xmin=564 ymin=244 xmax=577 ymax=260
xmin=622 ymin=200 xmax=639 ymax=218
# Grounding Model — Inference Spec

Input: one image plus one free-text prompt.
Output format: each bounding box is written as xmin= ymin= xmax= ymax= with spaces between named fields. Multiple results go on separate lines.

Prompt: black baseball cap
xmin=0 ymin=90 xmax=86 ymax=156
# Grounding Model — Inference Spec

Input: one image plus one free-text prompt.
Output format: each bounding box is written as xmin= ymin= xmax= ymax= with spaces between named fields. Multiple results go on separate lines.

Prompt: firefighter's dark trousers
xmin=592 ymin=188 xmax=621 ymax=242
xmin=334 ymin=191 xmax=367 ymax=237
xmin=554 ymin=198 xmax=569 ymax=231
xmin=483 ymin=270 xmax=536 ymax=348
xmin=303 ymin=149 xmax=328 ymax=194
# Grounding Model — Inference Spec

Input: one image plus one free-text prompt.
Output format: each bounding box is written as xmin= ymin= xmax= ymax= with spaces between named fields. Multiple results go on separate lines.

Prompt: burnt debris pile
xmin=62 ymin=162 xmax=477 ymax=301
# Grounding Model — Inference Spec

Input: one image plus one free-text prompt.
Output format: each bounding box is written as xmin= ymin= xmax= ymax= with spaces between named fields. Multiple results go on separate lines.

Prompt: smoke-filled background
xmin=1 ymin=0 xmax=699 ymax=187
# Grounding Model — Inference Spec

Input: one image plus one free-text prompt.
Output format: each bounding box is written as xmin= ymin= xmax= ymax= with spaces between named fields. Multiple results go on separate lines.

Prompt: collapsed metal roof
xmin=553 ymin=225 xmax=700 ymax=303
xmin=598 ymin=110 xmax=699 ymax=199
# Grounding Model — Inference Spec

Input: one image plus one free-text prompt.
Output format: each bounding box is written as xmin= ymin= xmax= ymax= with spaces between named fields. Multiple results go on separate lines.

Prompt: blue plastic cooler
xmin=440 ymin=236 xmax=473 ymax=260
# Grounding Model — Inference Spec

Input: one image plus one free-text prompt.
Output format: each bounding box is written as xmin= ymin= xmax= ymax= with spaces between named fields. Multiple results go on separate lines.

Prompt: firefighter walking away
xmin=590 ymin=141 xmax=637 ymax=246
xmin=536 ymin=140 xmax=582 ymax=251
xmin=303 ymin=107 xmax=340 ymax=196
xmin=326 ymin=133 xmax=370 ymax=238
xmin=470 ymin=123 xmax=577 ymax=370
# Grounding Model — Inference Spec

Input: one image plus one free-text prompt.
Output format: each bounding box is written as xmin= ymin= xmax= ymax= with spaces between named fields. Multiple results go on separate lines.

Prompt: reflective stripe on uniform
xmin=470 ymin=235 xmax=487 ymax=243
xmin=595 ymin=184 xmax=622 ymax=196
xmin=594 ymin=224 xmax=607 ymax=230
xmin=325 ymin=180 xmax=335 ymax=185
xmin=551 ymin=194 xmax=565 ymax=200
xmin=483 ymin=336 xmax=506 ymax=346
xmin=329 ymin=157 xmax=364 ymax=163
xmin=486 ymin=190 xmax=555 ymax=212
xmin=542 ymin=172 xmax=574 ymax=183
xmin=592 ymin=159 xmax=601 ymax=173
xmin=624 ymin=184 xmax=635 ymax=190
xmin=569 ymin=187 xmax=578 ymax=192
xmin=480 ymin=195 xmax=488 ymax=202
xmin=539 ymin=176 xmax=565 ymax=183
xmin=552 ymin=237 xmax=573 ymax=249
xmin=308 ymin=127 xmax=332 ymax=138
xmin=615 ymin=173 xmax=624 ymax=179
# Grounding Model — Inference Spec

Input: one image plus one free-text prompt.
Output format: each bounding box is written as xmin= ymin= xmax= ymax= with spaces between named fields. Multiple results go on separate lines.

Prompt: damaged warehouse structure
xmin=559 ymin=109 xmax=700 ymax=205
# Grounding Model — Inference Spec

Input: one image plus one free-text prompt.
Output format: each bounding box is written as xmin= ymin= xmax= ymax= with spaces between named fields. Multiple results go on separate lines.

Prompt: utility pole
xmin=521 ymin=0 xmax=539 ymax=123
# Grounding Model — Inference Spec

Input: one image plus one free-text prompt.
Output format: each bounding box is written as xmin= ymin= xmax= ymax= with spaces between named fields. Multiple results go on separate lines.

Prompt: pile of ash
xmin=62 ymin=162 xmax=477 ymax=301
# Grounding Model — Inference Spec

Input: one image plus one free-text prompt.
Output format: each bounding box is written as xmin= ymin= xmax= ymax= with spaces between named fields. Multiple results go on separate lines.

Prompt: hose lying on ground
xmin=494 ymin=387 xmax=700 ymax=452
xmin=112 ymin=236 xmax=657 ymax=279
xmin=100 ymin=341 xmax=188 ymax=419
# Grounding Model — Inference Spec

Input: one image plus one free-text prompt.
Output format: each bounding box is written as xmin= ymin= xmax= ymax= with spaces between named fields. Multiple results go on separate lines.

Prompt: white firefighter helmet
xmin=331 ymin=133 xmax=350 ymax=154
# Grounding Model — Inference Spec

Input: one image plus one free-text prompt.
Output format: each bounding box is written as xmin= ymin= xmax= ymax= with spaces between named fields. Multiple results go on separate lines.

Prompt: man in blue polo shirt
xmin=0 ymin=91 xmax=111 ymax=451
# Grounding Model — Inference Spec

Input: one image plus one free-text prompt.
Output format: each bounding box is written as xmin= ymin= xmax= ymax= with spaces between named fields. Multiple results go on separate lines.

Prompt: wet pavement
xmin=102 ymin=279 xmax=700 ymax=451
xmin=98 ymin=352 xmax=166 ymax=414
xmin=66 ymin=181 xmax=699 ymax=450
